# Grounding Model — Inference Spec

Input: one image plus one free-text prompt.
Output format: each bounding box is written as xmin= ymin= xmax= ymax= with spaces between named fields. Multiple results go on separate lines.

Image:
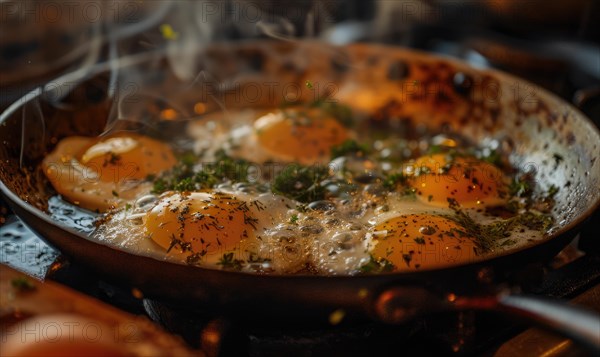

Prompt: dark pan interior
xmin=1 ymin=42 xmax=599 ymax=320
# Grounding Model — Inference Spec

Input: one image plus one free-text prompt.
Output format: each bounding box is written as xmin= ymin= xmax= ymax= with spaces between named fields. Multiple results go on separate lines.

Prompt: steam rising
xmin=98 ymin=0 xmax=340 ymax=134
xmin=5 ymin=0 xmax=344 ymax=167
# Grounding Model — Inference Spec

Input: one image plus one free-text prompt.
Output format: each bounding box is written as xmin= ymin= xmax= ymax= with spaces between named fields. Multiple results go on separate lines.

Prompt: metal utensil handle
xmin=452 ymin=293 xmax=600 ymax=353
xmin=374 ymin=286 xmax=600 ymax=353
xmin=494 ymin=294 xmax=600 ymax=352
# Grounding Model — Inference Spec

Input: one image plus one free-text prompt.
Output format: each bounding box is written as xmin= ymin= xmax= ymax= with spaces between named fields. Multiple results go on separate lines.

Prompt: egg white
xmin=189 ymin=108 xmax=354 ymax=165
xmin=87 ymin=115 xmax=547 ymax=275
xmin=93 ymin=184 xmax=547 ymax=274
xmin=42 ymin=135 xmax=176 ymax=212
xmin=93 ymin=189 xmax=299 ymax=270
xmin=188 ymin=109 xmax=286 ymax=164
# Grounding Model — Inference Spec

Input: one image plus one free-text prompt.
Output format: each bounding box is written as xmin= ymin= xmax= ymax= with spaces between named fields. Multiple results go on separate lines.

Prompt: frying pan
xmin=1 ymin=42 xmax=599 ymax=350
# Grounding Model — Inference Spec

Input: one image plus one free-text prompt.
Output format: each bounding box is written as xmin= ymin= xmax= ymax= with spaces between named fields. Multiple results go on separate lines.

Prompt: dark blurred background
xmin=1 ymin=0 xmax=599 ymax=110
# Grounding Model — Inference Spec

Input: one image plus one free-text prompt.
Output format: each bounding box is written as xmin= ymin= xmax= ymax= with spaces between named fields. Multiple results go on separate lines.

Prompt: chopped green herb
xmin=152 ymin=178 xmax=168 ymax=194
xmin=289 ymin=214 xmax=299 ymax=224
xmin=217 ymin=252 xmax=244 ymax=271
xmin=167 ymin=234 xmax=193 ymax=253
xmin=509 ymin=176 xmax=533 ymax=198
xmin=500 ymin=239 xmax=517 ymax=247
xmin=506 ymin=200 xmax=521 ymax=214
xmin=427 ymin=144 xmax=443 ymax=154
xmin=330 ymin=140 xmax=370 ymax=159
xmin=247 ymin=253 xmax=271 ymax=264
xmin=552 ymin=153 xmax=563 ymax=167
xmin=546 ymin=185 xmax=559 ymax=199
xmin=272 ymin=164 xmax=329 ymax=203
xmin=179 ymin=151 xmax=198 ymax=167
xmin=383 ymin=172 xmax=407 ymax=190
xmin=514 ymin=211 xmax=553 ymax=231
xmin=293 ymin=79 xmax=354 ymax=127
xmin=173 ymin=177 xmax=196 ymax=192
xmin=11 ymin=277 xmax=35 ymax=291
xmin=196 ymin=171 xmax=219 ymax=187
xmin=401 ymin=187 xmax=417 ymax=198
xmin=210 ymin=149 xmax=251 ymax=182
xmin=445 ymin=202 xmax=509 ymax=251
xmin=360 ymin=255 xmax=395 ymax=273
xmin=319 ymin=101 xmax=354 ymax=127
xmin=125 ymin=203 xmax=132 ymax=210
xmin=150 ymin=150 xmax=248 ymax=194
xmin=481 ymin=149 xmax=502 ymax=167
xmin=445 ymin=198 xmax=553 ymax=252
xmin=295 ymin=204 xmax=308 ymax=213
xmin=186 ymin=251 xmax=207 ymax=265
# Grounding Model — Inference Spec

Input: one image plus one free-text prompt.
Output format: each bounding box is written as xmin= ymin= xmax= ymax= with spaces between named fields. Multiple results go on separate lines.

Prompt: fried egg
xmin=370 ymin=214 xmax=479 ymax=271
xmin=94 ymin=189 xmax=297 ymax=269
xmin=42 ymin=134 xmax=176 ymax=211
xmin=143 ymin=191 xmax=281 ymax=264
xmin=252 ymin=107 xmax=350 ymax=164
xmin=189 ymin=107 xmax=351 ymax=165
xmin=405 ymin=153 xmax=508 ymax=208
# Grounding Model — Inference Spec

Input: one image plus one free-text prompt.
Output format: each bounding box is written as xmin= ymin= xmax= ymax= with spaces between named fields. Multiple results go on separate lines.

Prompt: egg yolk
xmin=80 ymin=135 xmax=175 ymax=182
xmin=406 ymin=153 xmax=507 ymax=208
xmin=371 ymin=214 xmax=479 ymax=271
xmin=144 ymin=192 xmax=260 ymax=262
xmin=42 ymin=134 xmax=176 ymax=211
xmin=254 ymin=107 xmax=349 ymax=165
